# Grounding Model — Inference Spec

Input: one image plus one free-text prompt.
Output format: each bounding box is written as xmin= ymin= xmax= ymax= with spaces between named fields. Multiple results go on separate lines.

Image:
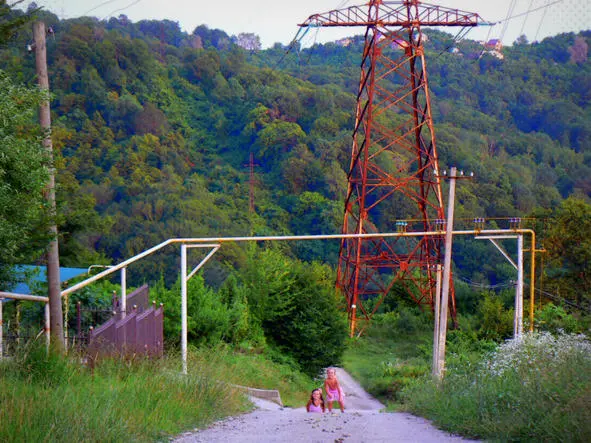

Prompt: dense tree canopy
xmin=544 ymin=198 xmax=591 ymax=307
xmin=0 ymin=70 xmax=49 ymax=290
xmin=0 ymin=5 xmax=589 ymax=311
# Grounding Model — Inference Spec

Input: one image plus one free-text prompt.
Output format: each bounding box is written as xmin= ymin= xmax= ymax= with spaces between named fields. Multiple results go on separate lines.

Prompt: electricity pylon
xmin=299 ymin=1 xmax=485 ymax=336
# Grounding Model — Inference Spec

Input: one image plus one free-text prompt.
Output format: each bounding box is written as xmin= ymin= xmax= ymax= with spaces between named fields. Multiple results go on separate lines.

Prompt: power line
xmin=494 ymin=0 xmax=564 ymax=27
xmin=535 ymin=0 xmax=551 ymax=41
xmin=499 ymin=0 xmax=518 ymax=44
xmin=519 ymin=0 xmax=536 ymax=37
xmin=454 ymin=275 xmax=515 ymax=290
xmin=83 ymin=0 xmax=119 ymax=16
xmin=534 ymin=287 xmax=591 ymax=313
xmin=102 ymin=0 xmax=143 ymax=21
xmin=435 ymin=25 xmax=474 ymax=58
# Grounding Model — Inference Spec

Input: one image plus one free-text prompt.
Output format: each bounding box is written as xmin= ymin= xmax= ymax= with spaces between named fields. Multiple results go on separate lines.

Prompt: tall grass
xmin=186 ymin=344 xmax=314 ymax=407
xmin=0 ymin=341 xmax=313 ymax=441
xmin=402 ymin=332 xmax=591 ymax=442
xmin=342 ymin=309 xmax=432 ymax=404
xmin=343 ymin=308 xmax=591 ymax=441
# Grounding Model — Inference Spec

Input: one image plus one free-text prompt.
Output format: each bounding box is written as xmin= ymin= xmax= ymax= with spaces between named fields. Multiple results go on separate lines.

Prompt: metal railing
xmin=0 ymin=292 xmax=50 ymax=358
xmin=58 ymin=229 xmax=538 ymax=374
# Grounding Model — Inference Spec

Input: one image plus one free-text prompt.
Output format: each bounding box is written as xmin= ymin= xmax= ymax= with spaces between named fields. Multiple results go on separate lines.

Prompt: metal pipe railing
xmin=57 ymin=228 xmax=538 ymax=375
xmin=0 ymin=292 xmax=51 ymax=358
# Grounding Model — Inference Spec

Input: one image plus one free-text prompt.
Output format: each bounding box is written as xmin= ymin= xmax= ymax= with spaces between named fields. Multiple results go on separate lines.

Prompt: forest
xmin=1 ymin=4 xmax=591 ymax=441
xmin=1 ymin=4 xmax=590 ymax=349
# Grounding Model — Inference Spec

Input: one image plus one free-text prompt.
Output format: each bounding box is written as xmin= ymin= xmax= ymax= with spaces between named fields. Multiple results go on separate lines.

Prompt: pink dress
xmin=326 ymin=387 xmax=342 ymax=402
xmin=308 ymin=402 xmax=323 ymax=413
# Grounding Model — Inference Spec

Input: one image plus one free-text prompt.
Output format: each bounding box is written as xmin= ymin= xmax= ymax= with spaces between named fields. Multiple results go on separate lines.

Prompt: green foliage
xmin=0 ymin=1 xmax=36 ymax=44
xmin=152 ymin=275 xmax=233 ymax=345
xmin=378 ymin=358 xmax=430 ymax=402
xmin=0 ymin=338 xmax=316 ymax=440
xmin=477 ymin=292 xmax=514 ymax=341
xmin=0 ymin=5 xmax=589 ymax=340
xmin=544 ymin=197 xmax=591 ymax=308
xmin=147 ymin=248 xmax=348 ymax=378
xmin=402 ymin=332 xmax=591 ymax=441
xmin=236 ymin=247 xmax=348 ymax=377
xmin=394 ymin=306 xmax=431 ymax=335
xmin=256 ymin=121 xmax=306 ymax=162
xmin=63 ymin=279 xmax=121 ymax=333
xmin=0 ymin=70 xmax=49 ymax=290
xmin=535 ymin=302 xmax=582 ymax=333
xmin=445 ymin=326 xmax=498 ymax=375
xmin=0 ymin=345 xmax=252 ymax=441
xmin=7 ymin=340 xmax=79 ymax=387
xmin=218 ymin=275 xmax=265 ymax=349
xmin=347 ymin=302 xmax=591 ymax=441
xmin=343 ymin=309 xmax=433 ymax=403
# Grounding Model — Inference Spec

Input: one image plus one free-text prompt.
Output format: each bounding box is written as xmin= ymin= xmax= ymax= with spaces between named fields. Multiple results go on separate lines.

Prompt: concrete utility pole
xmin=515 ymin=234 xmax=524 ymax=338
xmin=432 ymin=264 xmax=442 ymax=378
xmin=33 ymin=21 xmax=64 ymax=351
xmin=435 ymin=167 xmax=458 ymax=380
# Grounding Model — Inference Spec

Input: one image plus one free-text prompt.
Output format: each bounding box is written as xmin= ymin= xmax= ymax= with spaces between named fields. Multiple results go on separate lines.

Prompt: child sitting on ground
xmin=306 ymin=388 xmax=325 ymax=413
xmin=324 ymin=367 xmax=345 ymax=412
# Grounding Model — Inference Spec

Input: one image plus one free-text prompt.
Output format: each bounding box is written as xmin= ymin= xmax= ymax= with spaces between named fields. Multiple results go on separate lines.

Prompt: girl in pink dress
xmin=306 ymin=388 xmax=325 ymax=413
xmin=324 ymin=367 xmax=345 ymax=412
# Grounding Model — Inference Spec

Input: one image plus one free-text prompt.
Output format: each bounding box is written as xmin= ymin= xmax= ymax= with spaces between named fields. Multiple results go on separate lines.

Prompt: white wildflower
xmin=481 ymin=331 xmax=591 ymax=377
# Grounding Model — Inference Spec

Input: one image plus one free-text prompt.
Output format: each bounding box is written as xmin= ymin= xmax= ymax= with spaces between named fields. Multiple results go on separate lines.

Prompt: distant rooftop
xmin=8 ymin=265 xmax=88 ymax=295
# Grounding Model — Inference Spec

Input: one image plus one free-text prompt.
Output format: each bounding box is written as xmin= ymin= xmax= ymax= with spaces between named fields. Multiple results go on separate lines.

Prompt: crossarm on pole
xmin=299 ymin=2 xmax=486 ymax=28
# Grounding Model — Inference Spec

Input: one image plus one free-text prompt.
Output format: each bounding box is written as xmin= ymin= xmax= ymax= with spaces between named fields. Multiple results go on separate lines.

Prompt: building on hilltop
xmin=335 ymin=37 xmax=354 ymax=47
xmin=480 ymin=38 xmax=504 ymax=59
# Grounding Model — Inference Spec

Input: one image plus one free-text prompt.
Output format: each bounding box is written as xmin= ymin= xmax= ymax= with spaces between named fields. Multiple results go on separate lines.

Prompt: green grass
xmin=0 ymin=342 xmax=314 ymax=441
xmin=342 ymin=310 xmax=432 ymax=407
xmin=6 ymin=312 xmax=588 ymax=442
xmin=402 ymin=332 xmax=591 ymax=442
xmin=186 ymin=344 xmax=314 ymax=407
xmin=343 ymin=312 xmax=591 ymax=442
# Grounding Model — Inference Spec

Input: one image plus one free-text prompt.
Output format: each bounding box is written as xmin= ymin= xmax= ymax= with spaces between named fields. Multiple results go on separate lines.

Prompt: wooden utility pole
xmin=33 ymin=21 xmax=64 ymax=351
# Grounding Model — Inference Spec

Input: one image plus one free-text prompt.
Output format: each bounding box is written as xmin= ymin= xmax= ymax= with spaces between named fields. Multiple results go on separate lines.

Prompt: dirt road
xmin=174 ymin=368 xmax=478 ymax=443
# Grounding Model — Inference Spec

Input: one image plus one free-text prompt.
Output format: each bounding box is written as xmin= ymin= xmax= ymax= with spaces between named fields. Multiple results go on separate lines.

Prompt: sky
xmin=28 ymin=0 xmax=590 ymax=48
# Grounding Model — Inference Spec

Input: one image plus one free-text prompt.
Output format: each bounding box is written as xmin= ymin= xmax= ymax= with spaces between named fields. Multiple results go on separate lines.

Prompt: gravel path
xmin=173 ymin=368 xmax=479 ymax=443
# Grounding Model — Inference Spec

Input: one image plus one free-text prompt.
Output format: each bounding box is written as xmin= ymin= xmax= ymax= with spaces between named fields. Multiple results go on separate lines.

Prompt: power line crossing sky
xmin=29 ymin=0 xmax=590 ymax=47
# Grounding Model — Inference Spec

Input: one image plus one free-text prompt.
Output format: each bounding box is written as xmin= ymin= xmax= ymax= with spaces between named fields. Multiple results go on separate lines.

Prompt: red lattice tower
xmin=299 ymin=1 xmax=485 ymax=336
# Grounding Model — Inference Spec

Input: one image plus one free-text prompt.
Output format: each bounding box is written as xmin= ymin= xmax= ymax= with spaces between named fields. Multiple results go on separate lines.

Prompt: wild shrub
xmin=477 ymin=291 xmax=513 ymax=341
xmin=446 ymin=326 xmax=497 ymax=374
xmin=535 ymin=302 xmax=581 ymax=333
xmin=219 ymin=274 xmax=266 ymax=348
xmin=344 ymin=309 xmax=432 ymax=403
xmin=378 ymin=358 xmax=430 ymax=402
xmin=368 ymin=306 xmax=430 ymax=339
xmin=236 ymin=247 xmax=348 ymax=377
xmin=153 ymin=274 xmax=232 ymax=345
xmin=151 ymin=246 xmax=348 ymax=376
xmin=395 ymin=306 xmax=430 ymax=334
xmin=403 ymin=331 xmax=591 ymax=441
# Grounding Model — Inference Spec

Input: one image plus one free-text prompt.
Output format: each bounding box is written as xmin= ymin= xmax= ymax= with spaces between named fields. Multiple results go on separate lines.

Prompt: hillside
xmin=1 ymin=6 xmax=590 ymax=290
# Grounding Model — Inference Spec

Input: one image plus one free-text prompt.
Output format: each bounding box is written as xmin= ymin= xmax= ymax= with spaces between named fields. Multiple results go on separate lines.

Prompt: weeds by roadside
xmin=402 ymin=332 xmax=591 ymax=442
xmin=343 ymin=304 xmax=591 ymax=442
xmin=342 ymin=308 xmax=433 ymax=406
xmin=0 ymin=341 xmax=313 ymax=441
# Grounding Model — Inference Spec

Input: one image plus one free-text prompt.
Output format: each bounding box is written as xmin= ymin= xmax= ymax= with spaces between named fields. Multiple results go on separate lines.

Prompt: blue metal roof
xmin=9 ymin=265 xmax=88 ymax=295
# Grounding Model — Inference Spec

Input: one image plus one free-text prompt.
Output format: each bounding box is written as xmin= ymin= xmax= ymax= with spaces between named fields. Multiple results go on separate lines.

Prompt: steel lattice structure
xmin=299 ymin=1 xmax=485 ymax=336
